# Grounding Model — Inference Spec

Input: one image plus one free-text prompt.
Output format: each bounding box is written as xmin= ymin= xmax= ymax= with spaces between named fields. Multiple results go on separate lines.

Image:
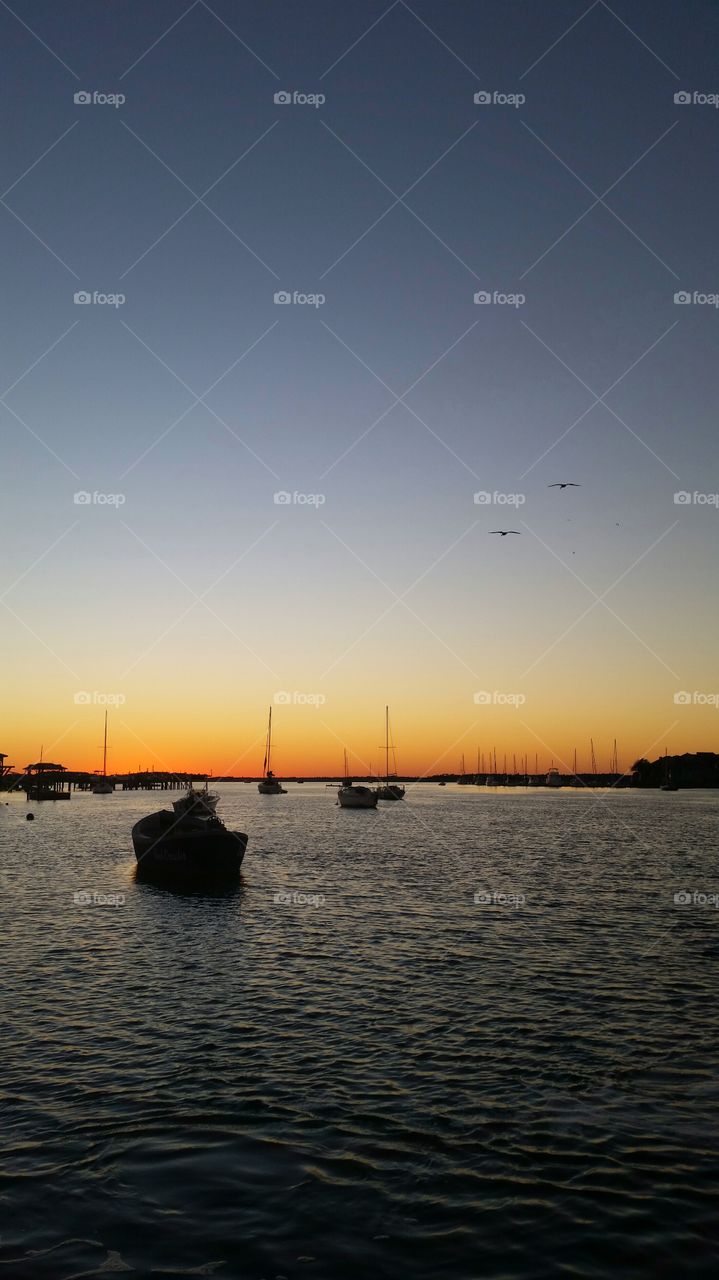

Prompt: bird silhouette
xmin=548 ymin=482 xmax=581 ymax=489
xmin=490 ymin=530 xmax=521 ymax=536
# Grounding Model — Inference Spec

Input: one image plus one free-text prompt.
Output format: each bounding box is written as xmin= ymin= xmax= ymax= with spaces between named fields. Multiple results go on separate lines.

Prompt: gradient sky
xmin=1 ymin=0 xmax=718 ymax=776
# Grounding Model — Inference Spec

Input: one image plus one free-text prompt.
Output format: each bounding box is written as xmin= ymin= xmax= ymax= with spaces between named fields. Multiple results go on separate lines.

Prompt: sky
xmin=1 ymin=0 xmax=718 ymax=777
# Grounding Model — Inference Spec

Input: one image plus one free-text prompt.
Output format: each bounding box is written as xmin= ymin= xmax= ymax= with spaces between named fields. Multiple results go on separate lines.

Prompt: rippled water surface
xmin=2 ymin=784 xmax=718 ymax=1278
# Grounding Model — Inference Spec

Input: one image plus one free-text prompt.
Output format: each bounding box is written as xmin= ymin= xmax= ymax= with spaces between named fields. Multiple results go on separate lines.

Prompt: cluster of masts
xmin=458 ymin=739 xmax=622 ymax=779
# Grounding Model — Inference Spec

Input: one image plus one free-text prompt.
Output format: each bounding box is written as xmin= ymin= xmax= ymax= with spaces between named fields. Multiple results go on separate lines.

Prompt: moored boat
xmin=91 ymin=711 xmax=113 ymax=793
xmin=132 ymin=786 xmax=247 ymax=882
xmin=338 ymin=779 xmax=378 ymax=809
xmin=258 ymin=707 xmax=287 ymax=794
xmin=375 ymin=706 xmax=405 ymax=801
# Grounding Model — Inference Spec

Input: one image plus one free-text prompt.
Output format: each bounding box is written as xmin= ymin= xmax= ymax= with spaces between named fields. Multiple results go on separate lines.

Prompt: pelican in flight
xmin=490 ymin=530 xmax=521 ymax=536
xmin=548 ymin=482 xmax=581 ymax=489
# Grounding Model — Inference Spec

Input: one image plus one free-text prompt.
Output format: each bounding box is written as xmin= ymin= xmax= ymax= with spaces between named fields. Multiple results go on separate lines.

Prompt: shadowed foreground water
xmin=1 ymin=784 xmax=718 ymax=1278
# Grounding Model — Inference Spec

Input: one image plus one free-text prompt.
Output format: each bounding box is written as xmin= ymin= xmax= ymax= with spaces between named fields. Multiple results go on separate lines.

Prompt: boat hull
xmin=338 ymin=787 xmax=377 ymax=809
xmin=258 ymin=781 xmax=286 ymax=794
xmin=375 ymin=784 xmax=405 ymax=801
xmin=132 ymin=811 xmax=247 ymax=882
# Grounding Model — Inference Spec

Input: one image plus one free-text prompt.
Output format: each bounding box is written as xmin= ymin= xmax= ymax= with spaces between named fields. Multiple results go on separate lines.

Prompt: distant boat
xmin=438 ymin=781 xmax=446 ymax=786
xmin=258 ymin=707 xmax=286 ymax=794
xmin=91 ymin=711 xmax=113 ymax=794
xmin=337 ymin=750 xmax=377 ymax=808
xmin=660 ymin=752 xmax=679 ymax=791
xmin=132 ymin=786 xmax=247 ymax=882
xmin=546 ymin=767 xmax=562 ymax=787
xmin=375 ymin=706 xmax=405 ymax=801
xmin=457 ymin=753 xmax=473 ymax=784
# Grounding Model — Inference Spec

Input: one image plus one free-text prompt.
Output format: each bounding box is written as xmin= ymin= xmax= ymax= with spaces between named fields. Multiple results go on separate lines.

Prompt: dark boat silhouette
xmin=132 ymin=787 xmax=248 ymax=882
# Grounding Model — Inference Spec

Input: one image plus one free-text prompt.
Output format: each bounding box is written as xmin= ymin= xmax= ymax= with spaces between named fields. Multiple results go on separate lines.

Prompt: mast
xmin=263 ymin=706 xmax=272 ymax=776
xmin=102 ymin=710 xmax=108 ymax=777
xmin=386 ymin=706 xmax=389 ymax=784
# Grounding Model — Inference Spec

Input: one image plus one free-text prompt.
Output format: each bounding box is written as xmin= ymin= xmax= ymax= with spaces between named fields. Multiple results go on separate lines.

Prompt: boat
xmin=546 ymin=767 xmax=562 ymax=787
xmin=660 ymin=751 xmax=679 ymax=791
xmin=375 ymin=706 xmax=405 ymax=801
xmin=438 ymin=781 xmax=446 ymax=786
xmin=337 ymin=750 xmax=377 ymax=808
xmin=91 ymin=711 xmax=113 ymax=794
xmin=338 ymin=779 xmax=378 ymax=808
xmin=257 ymin=707 xmax=286 ymax=794
xmin=132 ymin=785 xmax=247 ymax=881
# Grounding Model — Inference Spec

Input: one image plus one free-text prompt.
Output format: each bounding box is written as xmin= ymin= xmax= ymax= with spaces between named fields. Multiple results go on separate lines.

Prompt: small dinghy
xmin=132 ymin=786 xmax=247 ymax=882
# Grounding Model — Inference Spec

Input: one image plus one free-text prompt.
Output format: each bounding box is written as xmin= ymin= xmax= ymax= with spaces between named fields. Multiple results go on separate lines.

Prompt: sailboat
xmin=375 ymin=706 xmax=405 ymax=800
xmin=257 ymin=706 xmax=286 ymax=794
xmin=91 ymin=711 xmax=113 ymax=794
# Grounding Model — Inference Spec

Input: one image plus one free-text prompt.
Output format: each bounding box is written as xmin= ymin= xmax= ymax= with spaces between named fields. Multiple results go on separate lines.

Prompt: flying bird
xmin=489 ymin=530 xmax=521 ymax=536
xmin=548 ymin=482 xmax=581 ymax=489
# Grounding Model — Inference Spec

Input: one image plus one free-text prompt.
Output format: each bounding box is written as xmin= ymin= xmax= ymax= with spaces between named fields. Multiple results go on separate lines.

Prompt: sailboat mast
xmin=386 ymin=705 xmax=389 ymax=784
xmin=264 ymin=706 xmax=272 ymax=775
xmin=102 ymin=710 xmax=108 ymax=777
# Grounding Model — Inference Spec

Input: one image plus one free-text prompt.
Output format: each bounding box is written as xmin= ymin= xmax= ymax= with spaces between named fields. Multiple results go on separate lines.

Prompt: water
xmin=2 ymin=784 xmax=718 ymax=1278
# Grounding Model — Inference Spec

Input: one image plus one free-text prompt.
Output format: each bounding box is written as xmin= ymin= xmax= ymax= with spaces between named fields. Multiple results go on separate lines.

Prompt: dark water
xmin=2 ymin=784 xmax=718 ymax=1278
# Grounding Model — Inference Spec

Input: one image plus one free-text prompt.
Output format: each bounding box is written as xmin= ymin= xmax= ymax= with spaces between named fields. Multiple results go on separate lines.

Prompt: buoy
xmin=26 ymin=813 xmax=35 ymax=821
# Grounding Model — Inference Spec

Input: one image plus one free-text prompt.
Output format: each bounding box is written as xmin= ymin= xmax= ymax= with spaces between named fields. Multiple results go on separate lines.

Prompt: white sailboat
xmin=91 ymin=711 xmax=113 ymax=794
xmin=375 ymin=706 xmax=405 ymax=800
xmin=258 ymin=706 xmax=286 ymax=794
